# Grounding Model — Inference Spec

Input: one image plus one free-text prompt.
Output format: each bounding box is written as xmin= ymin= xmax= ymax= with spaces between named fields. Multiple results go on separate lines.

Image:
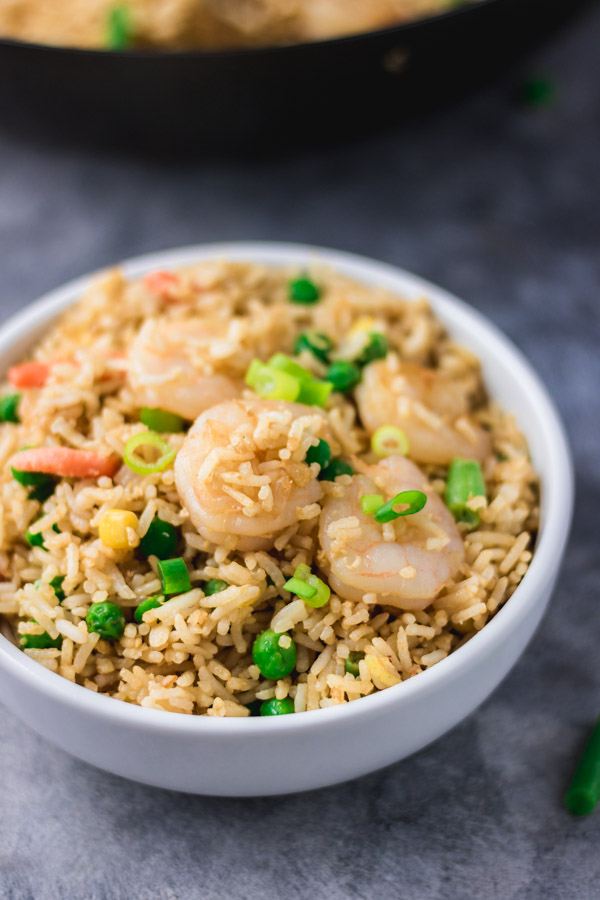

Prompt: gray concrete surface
xmin=1 ymin=6 xmax=599 ymax=898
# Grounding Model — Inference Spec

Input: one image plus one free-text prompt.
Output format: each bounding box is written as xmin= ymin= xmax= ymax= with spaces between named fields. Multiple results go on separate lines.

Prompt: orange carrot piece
xmin=10 ymin=447 xmax=119 ymax=479
xmin=8 ymin=361 xmax=51 ymax=389
xmin=143 ymin=270 xmax=180 ymax=300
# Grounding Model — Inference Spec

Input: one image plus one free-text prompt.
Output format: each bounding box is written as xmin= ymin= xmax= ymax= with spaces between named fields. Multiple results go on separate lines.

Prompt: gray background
xmin=1 ymin=5 xmax=599 ymax=898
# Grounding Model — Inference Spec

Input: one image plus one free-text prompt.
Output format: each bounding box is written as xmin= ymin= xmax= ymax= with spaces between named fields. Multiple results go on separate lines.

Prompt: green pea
xmin=252 ymin=629 xmax=297 ymax=680
xmin=260 ymin=697 xmax=295 ymax=716
xmin=20 ymin=620 xmax=62 ymax=650
xmin=86 ymin=601 xmax=126 ymax=640
xmin=288 ymin=276 xmax=321 ymax=305
xmin=318 ymin=458 xmax=353 ymax=482
xmin=139 ymin=516 xmax=178 ymax=559
xmin=305 ymin=439 xmax=331 ymax=469
xmin=355 ymin=333 xmax=388 ymax=367
xmin=204 ymin=578 xmax=228 ymax=597
xmin=326 ymin=361 xmax=361 ymax=393
xmin=134 ymin=596 xmax=163 ymax=624
xmin=34 ymin=575 xmax=66 ymax=603
xmin=345 ymin=651 xmax=365 ymax=677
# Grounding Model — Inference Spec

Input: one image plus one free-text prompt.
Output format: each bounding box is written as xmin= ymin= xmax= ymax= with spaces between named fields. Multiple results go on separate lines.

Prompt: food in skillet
xmin=0 ymin=0 xmax=474 ymax=51
xmin=0 ymin=261 xmax=539 ymax=716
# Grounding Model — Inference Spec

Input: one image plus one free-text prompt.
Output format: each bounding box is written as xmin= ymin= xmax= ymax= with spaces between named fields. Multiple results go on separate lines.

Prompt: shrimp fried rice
xmin=0 ymin=260 xmax=539 ymax=717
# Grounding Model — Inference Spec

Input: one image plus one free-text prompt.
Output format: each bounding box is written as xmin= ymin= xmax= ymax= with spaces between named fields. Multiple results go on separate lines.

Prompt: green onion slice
xmin=204 ymin=578 xmax=228 ymax=597
xmin=294 ymin=331 xmax=334 ymax=363
xmin=139 ymin=516 xmax=178 ymax=559
xmin=267 ymin=353 xmax=313 ymax=382
xmin=444 ymin=458 xmax=486 ymax=530
xmin=288 ymin=564 xmax=330 ymax=608
xmin=0 ymin=393 xmax=21 ymax=423
xmin=565 ymin=716 xmax=600 ymax=815
xmin=12 ymin=466 xmax=54 ymax=488
xmin=355 ymin=333 xmax=388 ymax=367
xmin=360 ymin=493 xmax=384 ymax=515
xmin=245 ymin=361 xmax=300 ymax=402
xmin=123 ymin=431 xmax=176 ymax=475
xmin=140 ymin=407 xmax=185 ymax=433
xmin=373 ymin=490 xmax=427 ymax=523
xmin=371 ymin=425 xmax=409 ymax=458
xmin=157 ymin=557 xmax=191 ymax=595
xmin=297 ymin=379 xmax=333 ymax=408
xmin=134 ymin=595 xmax=164 ymax=624
xmin=106 ymin=3 xmax=133 ymax=50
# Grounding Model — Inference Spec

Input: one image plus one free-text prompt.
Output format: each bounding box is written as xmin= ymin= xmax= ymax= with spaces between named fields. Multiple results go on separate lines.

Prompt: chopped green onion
xmin=288 ymin=276 xmax=321 ymax=305
xmin=35 ymin=575 xmax=65 ymax=603
xmin=123 ymin=431 xmax=176 ymax=475
xmin=318 ymin=458 xmax=353 ymax=482
xmin=297 ymin=379 xmax=333 ymax=407
xmin=360 ymin=493 xmax=384 ymax=515
xmin=290 ymin=564 xmax=330 ymax=608
xmin=355 ymin=333 xmax=388 ymax=367
xmin=519 ymin=74 xmax=556 ymax=109
xmin=371 ymin=425 xmax=409 ymax=458
xmin=204 ymin=578 xmax=228 ymax=596
xmin=106 ymin=3 xmax=133 ymax=50
xmin=11 ymin=466 xmax=54 ymax=488
xmin=20 ymin=620 xmax=62 ymax=650
xmin=444 ymin=458 xmax=486 ymax=530
xmin=305 ymin=439 xmax=331 ymax=468
xmin=565 ymin=716 xmax=600 ymax=815
xmin=294 ymin=331 xmax=334 ymax=363
xmin=134 ymin=595 xmax=163 ymax=624
xmin=0 ymin=393 xmax=21 ymax=423
xmin=157 ymin=557 xmax=191 ymax=595
xmin=326 ymin=361 xmax=361 ymax=393
xmin=267 ymin=353 xmax=313 ymax=382
xmin=139 ymin=516 xmax=178 ymax=559
xmin=283 ymin=576 xmax=318 ymax=601
xmin=373 ymin=490 xmax=427 ymax=523
xmin=140 ymin=407 xmax=185 ymax=433
xmin=28 ymin=480 xmax=56 ymax=503
xmin=245 ymin=361 xmax=300 ymax=402
xmin=345 ymin=651 xmax=364 ymax=677
xmin=26 ymin=523 xmax=60 ymax=550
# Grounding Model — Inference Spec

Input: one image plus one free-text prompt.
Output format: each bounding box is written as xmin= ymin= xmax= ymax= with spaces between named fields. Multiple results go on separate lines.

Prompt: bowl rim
xmin=0 ymin=241 xmax=574 ymax=735
xmin=0 ymin=0 xmax=497 ymax=60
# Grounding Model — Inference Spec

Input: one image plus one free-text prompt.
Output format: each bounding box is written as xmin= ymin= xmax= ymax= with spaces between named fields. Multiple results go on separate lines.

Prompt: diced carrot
xmin=143 ymin=270 xmax=180 ymax=300
xmin=8 ymin=361 xmax=51 ymax=389
xmin=10 ymin=447 xmax=119 ymax=479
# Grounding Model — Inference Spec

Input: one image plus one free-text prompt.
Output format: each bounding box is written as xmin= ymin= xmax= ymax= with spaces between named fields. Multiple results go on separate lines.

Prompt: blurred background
xmin=0 ymin=1 xmax=599 ymax=897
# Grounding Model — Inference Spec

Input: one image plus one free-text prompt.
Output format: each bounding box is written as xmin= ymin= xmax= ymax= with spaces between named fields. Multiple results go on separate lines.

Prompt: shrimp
xmin=128 ymin=318 xmax=243 ymax=421
xmin=318 ymin=455 xmax=464 ymax=609
xmin=355 ymin=357 xmax=491 ymax=466
xmin=175 ymin=398 xmax=332 ymax=551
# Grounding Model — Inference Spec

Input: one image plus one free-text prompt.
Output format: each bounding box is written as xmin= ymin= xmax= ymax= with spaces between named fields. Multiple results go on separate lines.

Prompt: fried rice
xmin=0 ymin=260 xmax=539 ymax=717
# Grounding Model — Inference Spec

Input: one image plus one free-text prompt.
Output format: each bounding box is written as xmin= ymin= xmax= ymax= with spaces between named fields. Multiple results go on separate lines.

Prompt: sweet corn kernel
xmin=348 ymin=315 xmax=377 ymax=337
xmin=98 ymin=509 xmax=139 ymax=550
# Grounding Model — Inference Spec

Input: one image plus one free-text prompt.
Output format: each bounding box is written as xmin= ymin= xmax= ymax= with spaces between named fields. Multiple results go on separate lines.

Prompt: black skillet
xmin=0 ymin=0 xmax=589 ymax=152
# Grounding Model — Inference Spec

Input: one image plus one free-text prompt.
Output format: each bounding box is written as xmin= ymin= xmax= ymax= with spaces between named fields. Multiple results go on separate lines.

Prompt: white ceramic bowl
xmin=0 ymin=243 xmax=573 ymax=796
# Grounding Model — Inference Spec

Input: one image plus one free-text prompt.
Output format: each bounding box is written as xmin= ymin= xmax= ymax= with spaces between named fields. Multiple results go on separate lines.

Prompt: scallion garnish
xmin=371 ymin=425 xmax=409 ymax=458
xmin=565 ymin=716 xmax=600 ymax=815
xmin=267 ymin=353 xmax=313 ymax=382
xmin=106 ymin=3 xmax=133 ymax=50
xmin=134 ymin=595 xmax=164 ymax=624
xmin=294 ymin=331 xmax=334 ymax=363
xmin=444 ymin=458 xmax=486 ymax=530
xmin=355 ymin=332 xmax=388 ymax=367
xmin=140 ymin=407 xmax=185 ymax=433
xmin=372 ymin=490 xmax=427 ymax=523
xmin=285 ymin=564 xmax=330 ymax=608
xmin=123 ymin=431 xmax=176 ymax=476
xmin=139 ymin=516 xmax=178 ymax=559
xmin=360 ymin=493 xmax=384 ymax=515
xmin=157 ymin=557 xmax=191 ymax=595
xmin=245 ymin=362 xmax=300 ymax=402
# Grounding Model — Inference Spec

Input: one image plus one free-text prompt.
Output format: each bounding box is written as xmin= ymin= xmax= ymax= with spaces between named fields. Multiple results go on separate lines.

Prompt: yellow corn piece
xmin=365 ymin=654 xmax=402 ymax=688
xmin=98 ymin=509 xmax=139 ymax=550
xmin=348 ymin=315 xmax=377 ymax=337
